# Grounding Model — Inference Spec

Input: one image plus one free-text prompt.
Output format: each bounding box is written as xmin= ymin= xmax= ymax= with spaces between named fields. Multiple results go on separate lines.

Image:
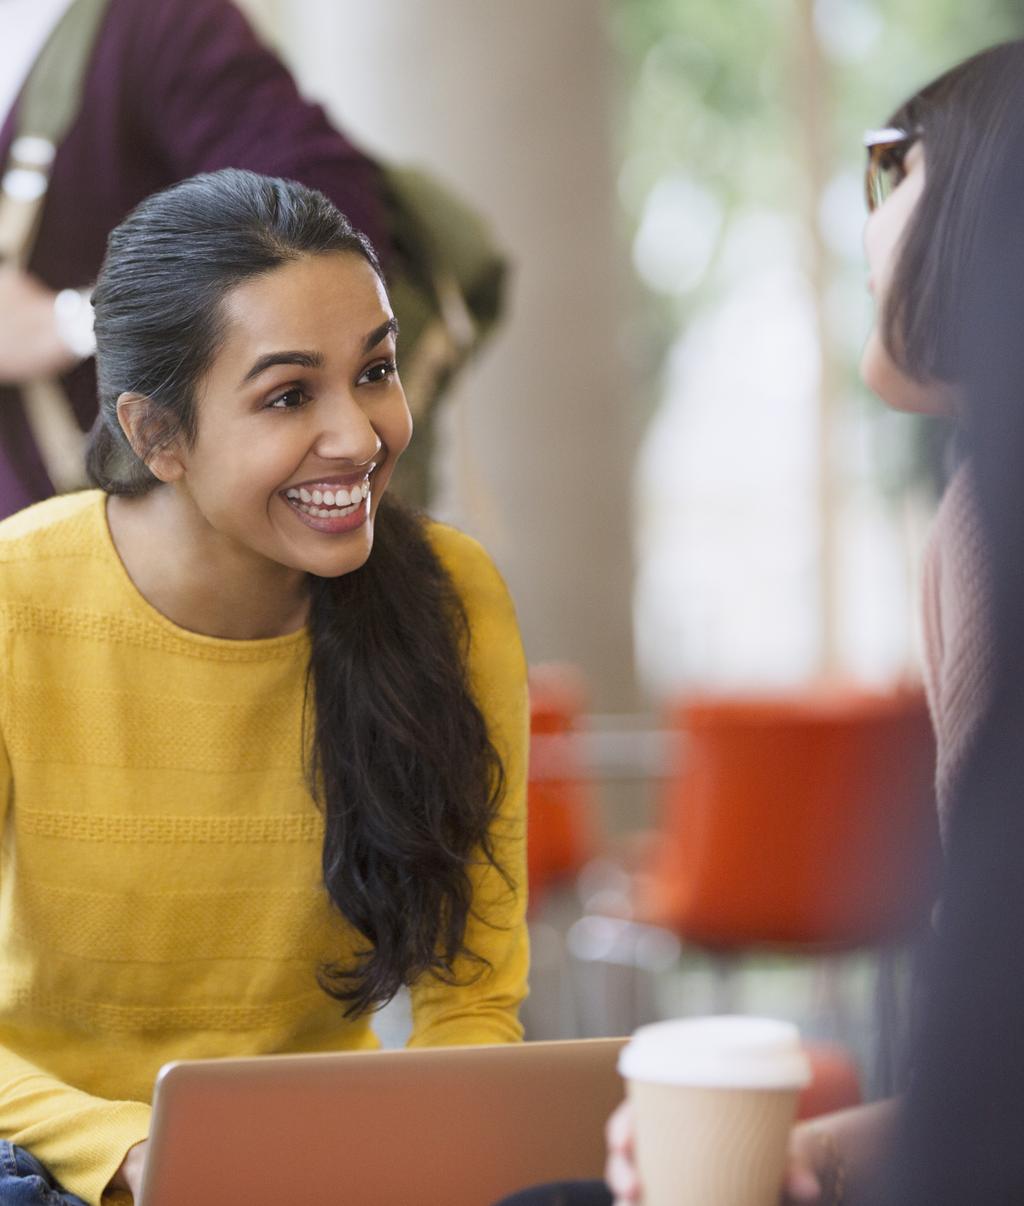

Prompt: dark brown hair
xmin=90 ymin=169 xmax=509 ymax=1016
xmin=882 ymin=40 xmax=1024 ymax=384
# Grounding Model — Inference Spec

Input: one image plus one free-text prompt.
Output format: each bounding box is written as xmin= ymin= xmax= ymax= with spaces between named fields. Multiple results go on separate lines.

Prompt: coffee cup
xmin=617 ymin=1015 xmax=812 ymax=1206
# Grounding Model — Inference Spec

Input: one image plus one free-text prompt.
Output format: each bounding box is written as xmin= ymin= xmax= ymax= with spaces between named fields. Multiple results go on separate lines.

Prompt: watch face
xmin=54 ymin=287 xmax=97 ymax=360
xmin=10 ymin=135 xmax=57 ymax=168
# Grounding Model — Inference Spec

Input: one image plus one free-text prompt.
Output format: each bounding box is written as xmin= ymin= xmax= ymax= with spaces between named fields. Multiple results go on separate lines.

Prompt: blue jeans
xmin=0 ymin=1144 xmax=88 ymax=1205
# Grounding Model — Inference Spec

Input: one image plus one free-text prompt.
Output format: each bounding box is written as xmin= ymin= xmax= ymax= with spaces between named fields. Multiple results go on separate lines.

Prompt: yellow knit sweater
xmin=0 ymin=491 xmax=529 ymax=1205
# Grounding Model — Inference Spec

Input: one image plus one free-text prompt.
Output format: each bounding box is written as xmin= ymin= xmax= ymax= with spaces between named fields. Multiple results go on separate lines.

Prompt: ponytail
xmin=85 ymin=414 xmax=157 ymax=496
xmin=308 ymin=496 xmax=506 ymax=1015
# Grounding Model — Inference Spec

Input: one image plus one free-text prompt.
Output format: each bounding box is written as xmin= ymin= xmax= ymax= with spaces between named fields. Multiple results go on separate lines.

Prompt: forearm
xmin=408 ymin=863 xmax=529 ymax=1047
xmin=106 ymin=1138 xmax=149 ymax=1201
xmin=0 ymin=1041 xmax=151 ymax=1206
xmin=0 ymin=267 xmax=91 ymax=385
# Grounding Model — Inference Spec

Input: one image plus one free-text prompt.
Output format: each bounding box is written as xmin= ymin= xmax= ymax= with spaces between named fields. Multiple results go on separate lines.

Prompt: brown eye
xmin=268 ymin=388 xmax=308 ymax=410
xmin=357 ymin=360 xmax=398 ymax=386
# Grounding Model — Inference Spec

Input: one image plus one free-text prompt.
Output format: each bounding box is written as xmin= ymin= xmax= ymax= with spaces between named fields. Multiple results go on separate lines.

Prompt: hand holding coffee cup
xmin=615 ymin=1016 xmax=812 ymax=1206
xmin=605 ymin=1102 xmax=825 ymax=1205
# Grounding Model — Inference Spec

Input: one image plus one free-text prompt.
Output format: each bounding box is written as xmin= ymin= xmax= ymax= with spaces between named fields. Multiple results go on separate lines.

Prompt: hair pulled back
xmin=90 ymin=169 xmax=507 ymax=1016
xmin=882 ymin=40 xmax=1024 ymax=383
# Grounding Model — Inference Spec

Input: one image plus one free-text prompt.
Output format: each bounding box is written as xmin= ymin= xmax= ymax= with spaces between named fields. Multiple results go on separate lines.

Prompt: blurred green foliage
xmin=609 ymin=0 xmax=1023 ymax=489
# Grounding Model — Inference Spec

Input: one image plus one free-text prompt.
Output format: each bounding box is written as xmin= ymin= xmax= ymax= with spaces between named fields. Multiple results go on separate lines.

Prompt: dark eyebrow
xmin=364 ymin=317 xmax=398 ymax=353
xmin=238 ymin=319 xmax=397 ymax=387
xmin=240 ymin=349 xmax=324 ymax=386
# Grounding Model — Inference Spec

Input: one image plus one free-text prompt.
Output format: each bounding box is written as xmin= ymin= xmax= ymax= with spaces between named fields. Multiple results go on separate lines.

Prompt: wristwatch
xmin=53 ymin=286 xmax=96 ymax=361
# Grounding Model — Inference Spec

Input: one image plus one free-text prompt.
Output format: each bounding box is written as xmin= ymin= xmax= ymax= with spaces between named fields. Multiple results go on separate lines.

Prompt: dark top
xmin=0 ymin=0 xmax=389 ymax=517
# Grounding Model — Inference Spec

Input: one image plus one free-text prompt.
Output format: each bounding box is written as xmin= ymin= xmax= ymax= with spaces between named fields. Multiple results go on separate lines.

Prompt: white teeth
xmin=291 ymin=497 xmax=362 ymax=520
xmin=287 ymin=480 xmax=369 ymax=520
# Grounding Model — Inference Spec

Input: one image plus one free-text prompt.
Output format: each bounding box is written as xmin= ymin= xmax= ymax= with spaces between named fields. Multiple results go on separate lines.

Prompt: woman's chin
xmin=860 ymin=332 xmax=953 ymax=417
xmin=303 ymin=536 xmax=374 ymax=581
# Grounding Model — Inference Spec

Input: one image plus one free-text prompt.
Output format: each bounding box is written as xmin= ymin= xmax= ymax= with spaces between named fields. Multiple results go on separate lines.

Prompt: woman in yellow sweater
xmin=0 ymin=169 xmax=528 ymax=1205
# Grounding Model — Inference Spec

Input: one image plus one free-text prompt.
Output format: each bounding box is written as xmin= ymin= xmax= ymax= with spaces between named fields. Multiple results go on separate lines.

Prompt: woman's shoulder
xmin=0 ymin=491 xmax=105 ymax=556
xmin=0 ymin=491 xmax=107 ymax=588
xmin=422 ymin=520 xmax=527 ymax=715
xmin=422 ymin=520 xmax=515 ymax=618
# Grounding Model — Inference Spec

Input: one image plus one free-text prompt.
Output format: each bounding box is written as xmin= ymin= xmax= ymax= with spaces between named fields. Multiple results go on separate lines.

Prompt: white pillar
xmin=263 ymin=1 xmax=638 ymax=709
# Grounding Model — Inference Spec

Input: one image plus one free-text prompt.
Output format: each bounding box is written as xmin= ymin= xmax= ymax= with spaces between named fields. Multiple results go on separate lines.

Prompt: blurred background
xmin=239 ymin=0 xmax=1018 ymax=707
xmin=233 ymin=0 xmax=1019 ymax=1096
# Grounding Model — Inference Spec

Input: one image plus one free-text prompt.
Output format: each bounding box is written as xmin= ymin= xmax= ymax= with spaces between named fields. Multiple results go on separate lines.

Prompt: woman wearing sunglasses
xmin=607 ymin=38 xmax=1022 ymax=1206
xmin=497 ymin=36 xmax=1024 ymax=1206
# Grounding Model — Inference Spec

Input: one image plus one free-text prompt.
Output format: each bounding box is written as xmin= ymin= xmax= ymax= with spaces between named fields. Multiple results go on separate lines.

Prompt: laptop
xmin=137 ymin=1037 xmax=628 ymax=1206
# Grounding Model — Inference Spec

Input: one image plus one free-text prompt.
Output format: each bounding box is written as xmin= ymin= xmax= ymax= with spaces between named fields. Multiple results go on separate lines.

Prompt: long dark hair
xmin=878 ymin=73 xmax=1024 ymax=1206
xmin=90 ymin=169 xmax=508 ymax=1016
xmin=881 ymin=40 xmax=1024 ymax=384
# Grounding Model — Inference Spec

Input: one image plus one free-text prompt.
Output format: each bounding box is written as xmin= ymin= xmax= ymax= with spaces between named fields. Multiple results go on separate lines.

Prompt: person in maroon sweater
xmin=0 ymin=0 xmax=390 ymax=518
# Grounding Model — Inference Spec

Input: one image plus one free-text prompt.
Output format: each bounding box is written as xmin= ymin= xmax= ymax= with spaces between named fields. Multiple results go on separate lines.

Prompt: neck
xmin=107 ymin=487 xmax=309 ymax=640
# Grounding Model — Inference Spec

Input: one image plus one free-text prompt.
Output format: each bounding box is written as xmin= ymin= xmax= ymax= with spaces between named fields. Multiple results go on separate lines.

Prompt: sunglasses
xmin=863 ymin=127 xmax=920 ymax=212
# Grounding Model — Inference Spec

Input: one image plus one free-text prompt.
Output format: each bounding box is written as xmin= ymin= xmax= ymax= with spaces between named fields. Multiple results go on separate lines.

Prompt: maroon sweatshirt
xmin=0 ymin=0 xmax=389 ymax=517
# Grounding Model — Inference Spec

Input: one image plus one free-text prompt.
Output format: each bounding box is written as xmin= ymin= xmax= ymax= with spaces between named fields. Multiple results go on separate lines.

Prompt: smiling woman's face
xmin=173 ymin=250 xmax=412 ymax=580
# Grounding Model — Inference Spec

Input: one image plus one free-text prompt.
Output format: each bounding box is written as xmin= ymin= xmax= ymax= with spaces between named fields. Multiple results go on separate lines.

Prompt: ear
xmin=115 ymin=392 xmax=186 ymax=483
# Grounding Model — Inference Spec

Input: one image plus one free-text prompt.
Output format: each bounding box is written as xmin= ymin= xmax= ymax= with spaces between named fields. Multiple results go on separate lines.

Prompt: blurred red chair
xmin=527 ymin=664 xmax=601 ymax=912
xmin=618 ymin=683 xmax=939 ymax=1103
xmin=638 ymin=684 xmax=939 ymax=950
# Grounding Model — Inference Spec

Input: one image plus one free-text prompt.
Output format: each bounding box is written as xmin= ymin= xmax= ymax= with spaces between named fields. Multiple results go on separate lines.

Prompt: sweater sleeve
xmin=126 ymin=0 xmax=391 ymax=258
xmin=407 ymin=530 xmax=529 ymax=1047
xmin=0 ymin=734 xmax=151 ymax=1206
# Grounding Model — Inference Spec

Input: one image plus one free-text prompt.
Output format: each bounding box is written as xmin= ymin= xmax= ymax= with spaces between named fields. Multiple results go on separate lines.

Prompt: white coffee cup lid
xmin=618 ymin=1015 xmax=812 ymax=1089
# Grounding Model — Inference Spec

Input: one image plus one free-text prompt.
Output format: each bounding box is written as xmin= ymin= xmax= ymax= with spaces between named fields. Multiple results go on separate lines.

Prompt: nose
xmin=313 ymin=390 xmax=382 ymax=466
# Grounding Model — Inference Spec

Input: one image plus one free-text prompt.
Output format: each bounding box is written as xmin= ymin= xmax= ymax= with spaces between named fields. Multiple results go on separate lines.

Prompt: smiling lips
xmin=286 ymin=479 xmax=368 ymax=518
xmin=281 ymin=471 xmax=374 ymax=530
